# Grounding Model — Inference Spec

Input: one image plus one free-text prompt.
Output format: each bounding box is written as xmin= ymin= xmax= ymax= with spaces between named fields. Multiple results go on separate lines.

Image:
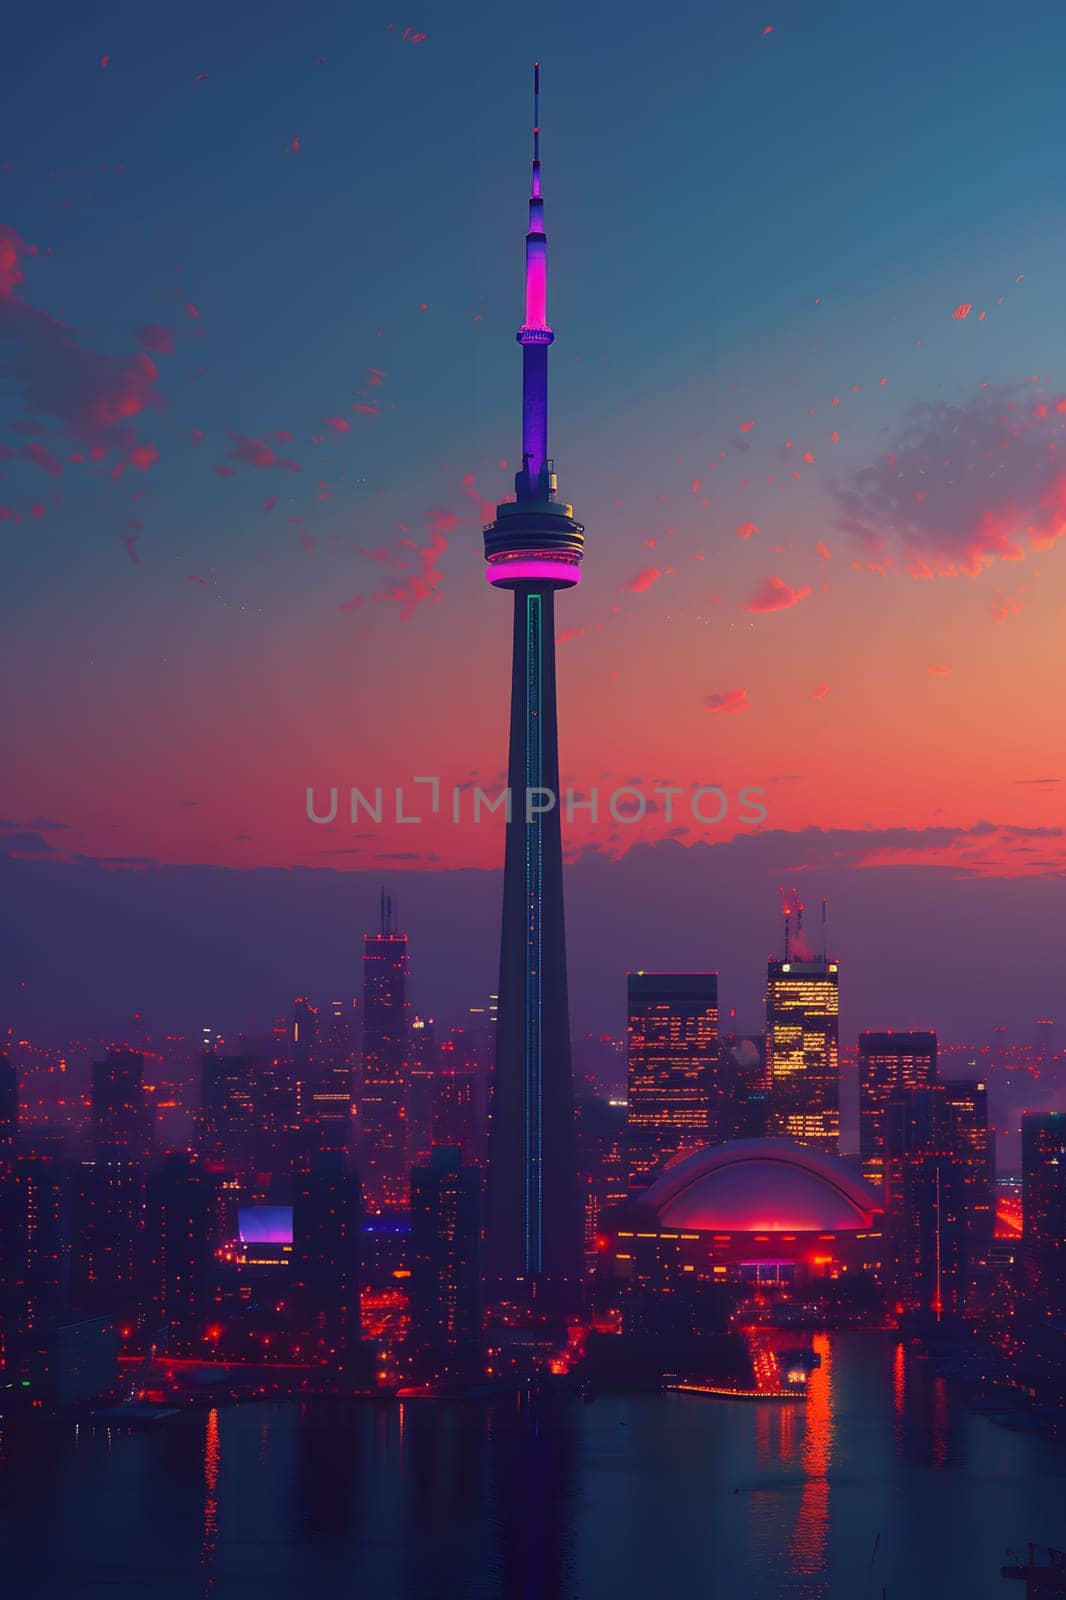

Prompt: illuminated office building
xmin=1021 ymin=1111 xmax=1066 ymax=1314
xmin=298 ymin=997 xmax=355 ymax=1150
xmin=626 ymin=973 xmax=720 ymax=1193
xmin=145 ymin=1153 xmax=218 ymax=1334
xmin=431 ymin=1070 xmax=479 ymax=1165
xmin=91 ymin=1049 xmax=152 ymax=1163
xmin=409 ymin=1146 xmax=481 ymax=1377
xmin=199 ymin=1053 xmax=257 ymax=1173
xmin=0 ymin=1053 xmax=16 ymax=1157
xmin=858 ymin=1031 xmax=937 ymax=1188
xmin=574 ymin=1095 xmax=627 ymax=1257
xmin=884 ymin=1081 xmax=993 ymax=1320
xmin=361 ymin=895 xmax=411 ymax=1212
xmin=766 ymin=958 xmax=840 ymax=1152
xmin=290 ymin=1149 xmax=363 ymax=1365
xmin=0 ymin=1135 xmax=71 ymax=1393
xmin=70 ymin=1160 xmax=144 ymax=1320
xmin=407 ymin=1015 xmax=438 ymax=1170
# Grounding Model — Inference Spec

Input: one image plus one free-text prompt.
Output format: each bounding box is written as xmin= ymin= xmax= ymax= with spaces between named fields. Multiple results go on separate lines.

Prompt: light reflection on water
xmin=0 ymin=1333 xmax=1063 ymax=1600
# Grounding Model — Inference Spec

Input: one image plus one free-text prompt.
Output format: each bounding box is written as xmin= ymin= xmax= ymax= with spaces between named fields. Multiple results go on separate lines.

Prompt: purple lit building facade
xmin=483 ymin=68 xmax=582 ymax=1301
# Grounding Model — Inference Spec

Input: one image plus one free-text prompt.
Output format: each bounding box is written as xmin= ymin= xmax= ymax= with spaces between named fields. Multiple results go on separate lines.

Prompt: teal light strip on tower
xmin=524 ymin=590 xmax=544 ymax=1274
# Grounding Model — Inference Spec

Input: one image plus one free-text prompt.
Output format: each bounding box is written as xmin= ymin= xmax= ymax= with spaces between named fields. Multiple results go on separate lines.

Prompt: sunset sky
xmin=3 ymin=1 xmax=1066 ymax=1039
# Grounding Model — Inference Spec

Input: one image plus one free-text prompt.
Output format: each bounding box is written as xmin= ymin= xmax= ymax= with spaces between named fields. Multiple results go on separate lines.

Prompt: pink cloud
xmin=736 ymin=521 xmax=760 ymax=541
xmin=811 ymin=683 xmax=830 ymax=700
xmin=127 ymin=441 xmax=159 ymax=471
xmin=226 ymin=433 xmax=301 ymax=472
xmin=624 ymin=567 xmax=662 ymax=593
xmin=704 ymin=688 xmax=749 ymax=715
xmin=426 ymin=508 xmax=459 ymax=535
xmin=990 ymin=591 xmax=1025 ymax=622
xmin=376 ymin=529 xmax=448 ymax=621
xmin=743 ymin=575 xmax=812 ymax=612
xmin=323 ymin=415 xmax=350 ymax=434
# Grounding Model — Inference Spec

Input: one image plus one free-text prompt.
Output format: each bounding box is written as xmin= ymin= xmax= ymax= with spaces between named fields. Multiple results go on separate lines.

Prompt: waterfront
xmin=1 ymin=1333 xmax=1063 ymax=1600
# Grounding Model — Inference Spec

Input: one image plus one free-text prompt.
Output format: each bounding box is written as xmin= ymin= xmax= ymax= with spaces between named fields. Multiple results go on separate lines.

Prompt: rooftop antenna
xmin=781 ymin=887 xmax=790 ymax=961
xmin=533 ymin=60 xmax=540 ymax=172
xmin=821 ymin=897 xmax=828 ymax=961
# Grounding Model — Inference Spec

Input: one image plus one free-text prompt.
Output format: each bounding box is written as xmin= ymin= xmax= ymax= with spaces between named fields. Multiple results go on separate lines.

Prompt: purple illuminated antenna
xmin=517 ymin=60 xmax=553 ymax=499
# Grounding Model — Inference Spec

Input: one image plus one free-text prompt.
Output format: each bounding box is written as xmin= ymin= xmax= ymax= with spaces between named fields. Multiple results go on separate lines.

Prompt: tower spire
xmin=516 ymin=60 xmax=554 ymax=502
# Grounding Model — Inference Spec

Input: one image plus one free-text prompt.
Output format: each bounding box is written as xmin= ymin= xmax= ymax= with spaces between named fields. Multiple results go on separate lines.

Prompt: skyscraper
xmin=145 ymin=1153 xmax=218 ymax=1335
xmin=858 ymin=1031 xmax=938 ymax=1188
xmin=361 ymin=894 xmax=410 ymax=1213
xmin=0 ymin=1053 xmax=16 ymax=1156
xmin=91 ymin=1049 xmax=152 ymax=1162
xmin=483 ymin=67 xmax=583 ymax=1299
xmin=199 ymin=1053 xmax=257 ymax=1173
xmin=1021 ymin=1111 xmax=1066 ymax=1314
xmin=884 ymin=1081 xmax=993 ymax=1321
xmin=766 ymin=957 xmax=840 ymax=1153
xmin=626 ymin=973 xmax=720 ymax=1193
xmin=290 ymin=1146 xmax=363 ymax=1367
xmin=409 ymin=1146 xmax=481 ymax=1378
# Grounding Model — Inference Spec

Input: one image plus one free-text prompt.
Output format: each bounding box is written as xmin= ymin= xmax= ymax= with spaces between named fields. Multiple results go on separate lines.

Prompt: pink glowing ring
xmin=486 ymin=558 xmax=581 ymax=587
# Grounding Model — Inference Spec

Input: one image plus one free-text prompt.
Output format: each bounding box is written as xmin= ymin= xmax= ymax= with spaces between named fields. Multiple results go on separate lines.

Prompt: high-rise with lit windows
xmin=766 ymin=958 xmax=839 ymax=1152
xmin=626 ymin=973 xmax=719 ymax=1193
xmin=410 ymin=1146 xmax=481 ymax=1378
xmin=361 ymin=895 xmax=410 ymax=1212
xmin=91 ymin=1049 xmax=152 ymax=1163
xmin=1021 ymin=1111 xmax=1066 ymax=1314
xmin=858 ymin=1031 xmax=937 ymax=1188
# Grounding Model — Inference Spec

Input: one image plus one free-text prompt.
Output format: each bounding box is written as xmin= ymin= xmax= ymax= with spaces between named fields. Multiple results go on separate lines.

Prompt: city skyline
xmin=4 ymin=5 xmax=1066 ymax=1063
xmin=3 ymin=15 xmax=1066 ymax=1595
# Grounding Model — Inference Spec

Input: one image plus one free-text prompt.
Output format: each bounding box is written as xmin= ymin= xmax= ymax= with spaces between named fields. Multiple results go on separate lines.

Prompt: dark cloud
xmin=0 ymin=830 xmax=55 ymax=855
xmin=832 ymin=384 xmax=1066 ymax=576
xmin=4 ymin=827 xmax=1063 ymax=1051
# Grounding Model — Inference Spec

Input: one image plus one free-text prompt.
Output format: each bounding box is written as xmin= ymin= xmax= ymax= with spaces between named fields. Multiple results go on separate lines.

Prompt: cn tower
xmin=483 ymin=64 xmax=583 ymax=1303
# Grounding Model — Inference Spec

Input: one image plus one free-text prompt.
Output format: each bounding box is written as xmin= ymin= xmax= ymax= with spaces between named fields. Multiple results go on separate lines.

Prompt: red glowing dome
xmin=642 ymin=1138 xmax=882 ymax=1233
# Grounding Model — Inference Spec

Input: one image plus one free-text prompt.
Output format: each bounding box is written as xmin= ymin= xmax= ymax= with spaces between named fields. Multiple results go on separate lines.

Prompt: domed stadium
xmin=643 ymin=1139 xmax=882 ymax=1233
xmin=603 ymin=1138 xmax=885 ymax=1291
